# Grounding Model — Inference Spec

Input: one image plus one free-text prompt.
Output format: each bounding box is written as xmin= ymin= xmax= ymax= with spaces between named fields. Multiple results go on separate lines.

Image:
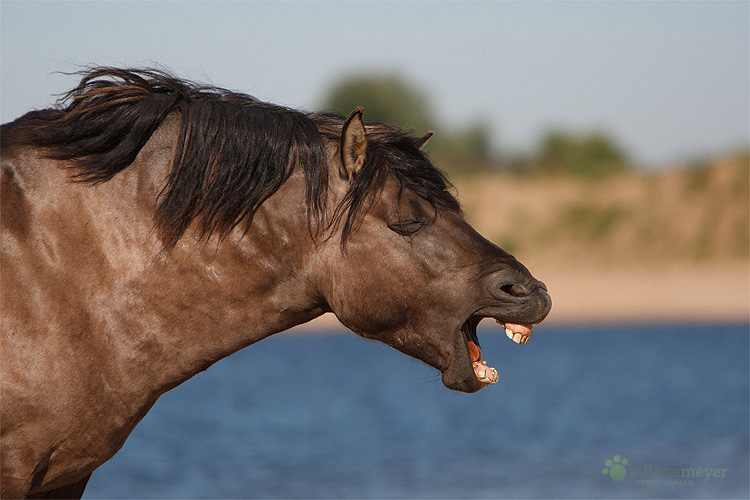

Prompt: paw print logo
xmin=601 ymin=455 xmax=628 ymax=481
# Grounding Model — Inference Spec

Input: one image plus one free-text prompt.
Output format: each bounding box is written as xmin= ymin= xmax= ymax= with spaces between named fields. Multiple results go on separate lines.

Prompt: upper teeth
xmin=504 ymin=326 xmax=530 ymax=345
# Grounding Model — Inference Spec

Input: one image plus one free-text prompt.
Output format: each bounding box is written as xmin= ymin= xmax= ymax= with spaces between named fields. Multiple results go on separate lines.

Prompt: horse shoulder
xmin=0 ymin=124 xmax=178 ymax=497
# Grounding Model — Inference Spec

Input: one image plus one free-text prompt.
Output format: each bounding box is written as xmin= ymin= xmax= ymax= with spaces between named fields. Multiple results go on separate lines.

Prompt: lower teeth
xmin=473 ymin=361 xmax=499 ymax=384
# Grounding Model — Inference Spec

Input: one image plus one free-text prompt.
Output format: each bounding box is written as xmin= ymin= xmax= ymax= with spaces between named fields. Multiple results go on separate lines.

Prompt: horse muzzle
xmin=442 ymin=277 xmax=552 ymax=393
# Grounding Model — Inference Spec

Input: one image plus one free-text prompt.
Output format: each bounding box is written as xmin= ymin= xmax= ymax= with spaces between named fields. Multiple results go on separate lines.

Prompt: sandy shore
xmin=288 ymin=261 xmax=749 ymax=333
xmin=527 ymin=260 xmax=749 ymax=324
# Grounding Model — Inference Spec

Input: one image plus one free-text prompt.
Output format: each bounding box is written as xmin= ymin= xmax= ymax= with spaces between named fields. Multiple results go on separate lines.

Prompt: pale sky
xmin=1 ymin=1 xmax=748 ymax=167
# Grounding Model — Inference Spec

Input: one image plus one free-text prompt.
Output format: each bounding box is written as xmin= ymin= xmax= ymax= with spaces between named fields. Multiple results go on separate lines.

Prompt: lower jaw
xmin=460 ymin=318 xmax=534 ymax=389
xmin=441 ymin=365 xmax=484 ymax=393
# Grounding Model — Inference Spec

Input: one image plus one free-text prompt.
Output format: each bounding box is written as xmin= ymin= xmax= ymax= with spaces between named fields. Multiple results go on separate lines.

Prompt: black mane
xmin=5 ymin=68 xmax=458 ymax=246
xmin=312 ymin=113 xmax=460 ymax=238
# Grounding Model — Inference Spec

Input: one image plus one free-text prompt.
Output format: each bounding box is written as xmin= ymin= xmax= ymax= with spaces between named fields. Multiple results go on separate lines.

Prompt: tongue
xmin=467 ymin=338 xmax=482 ymax=363
xmin=462 ymin=323 xmax=499 ymax=386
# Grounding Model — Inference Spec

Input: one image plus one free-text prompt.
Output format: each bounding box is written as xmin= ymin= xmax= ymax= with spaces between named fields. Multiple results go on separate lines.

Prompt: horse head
xmin=313 ymin=109 xmax=551 ymax=392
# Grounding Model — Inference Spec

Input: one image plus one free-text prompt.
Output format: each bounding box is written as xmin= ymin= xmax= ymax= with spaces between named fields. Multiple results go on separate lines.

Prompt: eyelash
xmin=387 ymin=219 xmax=427 ymax=236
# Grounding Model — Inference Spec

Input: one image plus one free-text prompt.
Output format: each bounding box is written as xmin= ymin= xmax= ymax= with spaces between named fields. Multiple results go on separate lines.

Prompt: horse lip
xmin=441 ymin=354 xmax=483 ymax=392
xmin=488 ymin=283 xmax=546 ymax=303
xmin=474 ymin=289 xmax=552 ymax=325
xmin=441 ymin=287 xmax=551 ymax=393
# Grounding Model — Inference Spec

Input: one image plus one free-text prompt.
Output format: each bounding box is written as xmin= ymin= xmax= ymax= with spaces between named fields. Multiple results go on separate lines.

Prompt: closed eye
xmin=387 ymin=219 xmax=427 ymax=236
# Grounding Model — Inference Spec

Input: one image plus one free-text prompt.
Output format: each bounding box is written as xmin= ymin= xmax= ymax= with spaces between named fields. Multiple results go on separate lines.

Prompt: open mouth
xmin=460 ymin=317 xmax=533 ymax=387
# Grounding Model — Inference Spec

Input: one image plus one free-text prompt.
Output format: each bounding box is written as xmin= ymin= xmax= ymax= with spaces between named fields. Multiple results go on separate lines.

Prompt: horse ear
xmin=340 ymin=107 xmax=367 ymax=180
xmin=416 ymin=131 xmax=434 ymax=151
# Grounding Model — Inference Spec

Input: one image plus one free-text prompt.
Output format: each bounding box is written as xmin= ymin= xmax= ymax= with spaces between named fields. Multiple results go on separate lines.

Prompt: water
xmin=84 ymin=323 xmax=749 ymax=499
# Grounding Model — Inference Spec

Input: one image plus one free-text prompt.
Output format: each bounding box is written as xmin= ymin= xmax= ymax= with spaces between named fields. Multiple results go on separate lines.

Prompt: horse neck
xmin=123 ymin=181 xmax=327 ymax=401
xmin=13 ymin=125 xmax=326 ymax=405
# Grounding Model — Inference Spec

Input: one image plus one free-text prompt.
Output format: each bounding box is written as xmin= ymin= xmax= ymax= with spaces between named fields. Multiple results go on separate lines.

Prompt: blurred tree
xmin=537 ymin=131 xmax=630 ymax=179
xmin=322 ymin=73 xmax=494 ymax=170
xmin=428 ymin=121 xmax=492 ymax=164
xmin=322 ymin=73 xmax=435 ymax=134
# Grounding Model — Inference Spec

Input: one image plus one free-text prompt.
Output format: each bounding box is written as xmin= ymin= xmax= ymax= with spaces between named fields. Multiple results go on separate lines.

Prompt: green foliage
xmin=537 ymin=130 xmax=630 ymax=179
xmin=429 ymin=122 xmax=491 ymax=163
xmin=683 ymin=160 xmax=712 ymax=196
xmin=322 ymin=73 xmax=435 ymax=134
xmin=322 ymin=72 xmax=640 ymax=178
xmin=322 ymin=73 xmax=492 ymax=167
xmin=561 ymin=204 xmax=627 ymax=241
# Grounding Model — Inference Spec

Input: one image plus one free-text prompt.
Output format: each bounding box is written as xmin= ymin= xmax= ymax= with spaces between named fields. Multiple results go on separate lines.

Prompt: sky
xmin=1 ymin=1 xmax=748 ymax=167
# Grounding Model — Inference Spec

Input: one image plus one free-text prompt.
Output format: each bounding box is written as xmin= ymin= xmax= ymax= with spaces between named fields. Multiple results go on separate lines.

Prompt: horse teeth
xmin=504 ymin=325 xmax=532 ymax=345
xmin=482 ymin=368 xmax=498 ymax=384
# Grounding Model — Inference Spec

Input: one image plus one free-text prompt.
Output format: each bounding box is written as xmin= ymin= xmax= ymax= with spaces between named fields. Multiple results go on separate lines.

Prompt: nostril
xmin=500 ymin=283 xmax=530 ymax=297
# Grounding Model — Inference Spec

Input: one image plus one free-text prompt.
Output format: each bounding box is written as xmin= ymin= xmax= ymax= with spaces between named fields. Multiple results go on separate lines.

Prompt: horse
xmin=0 ymin=68 xmax=551 ymax=498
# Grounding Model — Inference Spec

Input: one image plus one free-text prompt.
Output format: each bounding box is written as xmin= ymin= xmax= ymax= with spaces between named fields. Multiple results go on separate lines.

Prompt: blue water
xmin=84 ymin=323 xmax=749 ymax=499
